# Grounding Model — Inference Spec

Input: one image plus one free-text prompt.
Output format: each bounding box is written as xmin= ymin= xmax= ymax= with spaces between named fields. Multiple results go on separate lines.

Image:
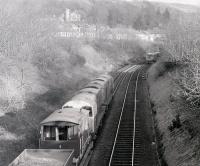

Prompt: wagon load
xmin=9 ymin=149 xmax=74 ymax=166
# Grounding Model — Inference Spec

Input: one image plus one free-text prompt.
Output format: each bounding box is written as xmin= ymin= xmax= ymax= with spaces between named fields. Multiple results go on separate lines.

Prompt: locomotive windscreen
xmin=42 ymin=124 xmax=79 ymax=141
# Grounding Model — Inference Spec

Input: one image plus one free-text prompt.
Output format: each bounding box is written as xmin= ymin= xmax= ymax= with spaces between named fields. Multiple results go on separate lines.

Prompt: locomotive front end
xmin=39 ymin=108 xmax=91 ymax=164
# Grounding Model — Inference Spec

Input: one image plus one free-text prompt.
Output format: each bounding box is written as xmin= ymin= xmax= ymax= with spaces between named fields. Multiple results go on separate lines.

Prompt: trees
xmin=164 ymin=15 xmax=200 ymax=105
xmin=163 ymin=8 xmax=170 ymax=23
xmin=0 ymin=0 xmax=56 ymax=110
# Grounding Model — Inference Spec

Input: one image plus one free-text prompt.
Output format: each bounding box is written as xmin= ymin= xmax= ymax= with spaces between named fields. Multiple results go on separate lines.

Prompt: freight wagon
xmin=9 ymin=149 xmax=74 ymax=166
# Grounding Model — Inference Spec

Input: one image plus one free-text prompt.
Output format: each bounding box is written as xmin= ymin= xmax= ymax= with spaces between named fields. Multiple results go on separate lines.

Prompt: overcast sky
xmin=146 ymin=0 xmax=200 ymax=6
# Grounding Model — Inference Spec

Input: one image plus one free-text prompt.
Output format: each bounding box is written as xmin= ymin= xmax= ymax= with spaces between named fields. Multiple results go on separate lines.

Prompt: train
xmin=145 ymin=52 xmax=160 ymax=64
xmin=9 ymin=74 xmax=114 ymax=166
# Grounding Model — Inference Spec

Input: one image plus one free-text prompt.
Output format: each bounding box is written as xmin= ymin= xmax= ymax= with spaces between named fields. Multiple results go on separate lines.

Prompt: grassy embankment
xmin=147 ymin=60 xmax=200 ymax=166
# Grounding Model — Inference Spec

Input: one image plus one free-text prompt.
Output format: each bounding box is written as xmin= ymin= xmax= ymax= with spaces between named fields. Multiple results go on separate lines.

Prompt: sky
xmin=146 ymin=0 xmax=200 ymax=6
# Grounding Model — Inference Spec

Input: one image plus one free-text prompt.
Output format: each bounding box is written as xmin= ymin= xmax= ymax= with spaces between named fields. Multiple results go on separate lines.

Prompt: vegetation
xmin=164 ymin=13 xmax=200 ymax=105
xmin=147 ymin=5 xmax=200 ymax=164
xmin=148 ymin=59 xmax=200 ymax=166
xmin=1 ymin=0 xmax=200 ymax=165
xmin=0 ymin=0 xmax=170 ymax=114
xmin=0 ymin=0 xmax=168 ymax=165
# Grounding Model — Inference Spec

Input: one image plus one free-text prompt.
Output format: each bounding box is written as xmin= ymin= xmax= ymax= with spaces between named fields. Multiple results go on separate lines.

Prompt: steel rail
xmin=108 ymin=70 xmax=135 ymax=166
xmin=84 ymin=65 xmax=138 ymax=166
xmin=132 ymin=71 xmax=141 ymax=166
xmin=113 ymin=65 xmax=138 ymax=95
xmin=113 ymin=65 xmax=130 ymax=81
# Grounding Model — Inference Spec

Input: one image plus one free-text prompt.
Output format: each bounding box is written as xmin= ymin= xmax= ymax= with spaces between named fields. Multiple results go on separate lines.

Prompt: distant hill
xmin=148 ymin=1 xmax=200 ymax=14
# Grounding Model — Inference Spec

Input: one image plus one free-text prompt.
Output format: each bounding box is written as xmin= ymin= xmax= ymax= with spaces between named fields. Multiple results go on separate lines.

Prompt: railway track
xmin=85 ymin=65 xmax=159 ymax=166
xmin=112 ymin=65 xmax=131 ymax=81
xmin=88 ymin=65 xmax=140 ymax=166
xmin=109 ymin=67 xmax=158 ymax=166
xmin=80 ymin=65 xmax=139 ymax=166
xmin=108 ymin=70 xmax=140 ymax=166
xmin=88 ymin=65 xmax=159 ymax=166
xmin=113 ymin=65 xmax=138 ymax=94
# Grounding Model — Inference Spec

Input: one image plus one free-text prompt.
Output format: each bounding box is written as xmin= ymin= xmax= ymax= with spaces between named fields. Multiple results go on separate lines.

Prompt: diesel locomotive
xmin=9 ymin=74 xmax=114 ymax=166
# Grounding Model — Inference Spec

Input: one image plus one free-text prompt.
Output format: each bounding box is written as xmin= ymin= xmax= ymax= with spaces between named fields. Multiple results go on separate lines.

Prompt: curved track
xmin=82 ymin=65 xmax=139 ymax=166
xmin=81 ymin=65 xmax=159 ymax=166
xmin=113 ymin=65 xmax=138 ymax=95
xmin=108 ymin=70 xmax=140 ymax=166
xmin=88 ymin=65 xmax=140 ymax=166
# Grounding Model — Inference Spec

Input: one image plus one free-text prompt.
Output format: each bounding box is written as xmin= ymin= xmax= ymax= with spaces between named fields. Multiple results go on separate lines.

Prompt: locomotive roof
xmin=79 ymin=76 xmax=111 ymax=95
xmin=86 ymin=80 xmax=106 ymax=87
xmin=85 ymin=85 xmax=99 ymax=89
xmin=72 ymin=92 xmax=96 ymax=101
xmin=41 ymin=108 xmax=88 ymax=125
xmin=62 ymin=74 xmax=113 ymax=116
xmin=79 ymin=87 xmax=100 ymax=94
xmin=63 ymin=90 xmax=97 ymax=105
xmin=62 ymin=100 xmax=92 ymax=109
xmin=95 ymin=75 xmax=112 ymax=81
xmin=99 ymin=74 xmax=112 ymax=78
xmin=90 ymin=80 xmax=106 ymax=86
xmin=66 ymin=93 xmax=98 ymax=115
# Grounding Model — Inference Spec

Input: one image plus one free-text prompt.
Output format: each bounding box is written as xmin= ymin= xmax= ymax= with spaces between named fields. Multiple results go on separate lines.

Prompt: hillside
xmin=1 ymin=0 xmax=199 ymax=165
xmin=146 ymin=2 xmax=200 ymax=163
xmin=147 ymin=60 xmax=200 ymax=165
xmin=0 ymin=0 xmax=164 ymax=165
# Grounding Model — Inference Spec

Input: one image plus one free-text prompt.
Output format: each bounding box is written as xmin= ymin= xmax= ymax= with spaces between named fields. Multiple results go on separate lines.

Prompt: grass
xmin=147 ymin=61 xmax=200 ymax=166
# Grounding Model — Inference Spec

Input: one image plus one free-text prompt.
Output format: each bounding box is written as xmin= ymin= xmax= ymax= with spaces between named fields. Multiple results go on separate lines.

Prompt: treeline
xmin=164 ymin=13 xmax=200 ymax=106
xmin=44 ymin=0 xmax=170 ymax=30
xmin=86 ymin=0 xmax=170 ymax=29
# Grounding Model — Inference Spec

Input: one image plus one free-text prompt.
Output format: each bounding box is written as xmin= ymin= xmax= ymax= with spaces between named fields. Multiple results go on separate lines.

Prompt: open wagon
xmin=9 ymin=149 xmax=74 ymax=166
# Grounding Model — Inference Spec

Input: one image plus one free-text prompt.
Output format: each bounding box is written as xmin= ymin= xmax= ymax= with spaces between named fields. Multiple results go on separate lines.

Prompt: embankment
xmin=147 ymin=62 xmax=200 ymax=166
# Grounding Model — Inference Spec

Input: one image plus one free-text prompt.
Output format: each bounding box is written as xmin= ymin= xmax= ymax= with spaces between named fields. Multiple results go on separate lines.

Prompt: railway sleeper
xmin=111 ymin=161 xmax=132 ymax=165
xmin=117 ymin=130 xmax=133 ymax=133
xmin=115 ymin=147 xmax=133 ymax=151
xmin=112 ymin=155 xmax=132 ymax=158
xmin=117 ymin=137 xmax=133 ymax=140
xmin=116 ymin=140 xmax=133 ymax=143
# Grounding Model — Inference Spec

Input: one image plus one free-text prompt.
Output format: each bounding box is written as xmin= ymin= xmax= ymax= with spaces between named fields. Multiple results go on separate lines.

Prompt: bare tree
xmin=164 ymin=14 xmax=200 ymax=105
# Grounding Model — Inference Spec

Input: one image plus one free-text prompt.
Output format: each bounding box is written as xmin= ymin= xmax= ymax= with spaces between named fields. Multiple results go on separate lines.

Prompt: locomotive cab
xmin=42 ymin=123 xmax=78 ymax=141
xmin=39 ymin=108 xmax=91 ymax=163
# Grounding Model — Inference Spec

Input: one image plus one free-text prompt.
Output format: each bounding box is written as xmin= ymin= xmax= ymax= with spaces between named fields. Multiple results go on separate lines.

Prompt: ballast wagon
xmin=9 ymin=149 xmax=74 ymax=166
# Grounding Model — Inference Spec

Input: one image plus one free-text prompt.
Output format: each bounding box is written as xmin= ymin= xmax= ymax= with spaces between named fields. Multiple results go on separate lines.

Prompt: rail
xmin=108 ymin=69 xmax=140 ymax=166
